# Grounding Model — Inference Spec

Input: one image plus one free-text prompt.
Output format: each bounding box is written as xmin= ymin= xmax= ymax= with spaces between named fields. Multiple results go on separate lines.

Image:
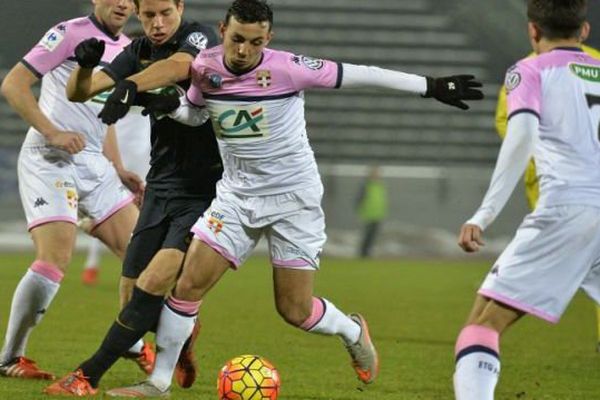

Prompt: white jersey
xmin=506 ymin=48 xmax=600 ymax=207
xmin=187 ymin=46 xmax=342 ymax=196
xmin=20 ymin=15 xmax=130 ymax=154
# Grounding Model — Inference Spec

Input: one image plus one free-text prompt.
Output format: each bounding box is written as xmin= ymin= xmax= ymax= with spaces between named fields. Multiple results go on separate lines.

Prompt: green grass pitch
xmin=0 ymin=253 xmax=599 ymax=399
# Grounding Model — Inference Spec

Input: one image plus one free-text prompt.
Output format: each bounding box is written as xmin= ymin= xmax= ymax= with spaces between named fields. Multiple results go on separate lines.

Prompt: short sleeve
xmin=505 ymin=61 xmax=541 ymax=120
xmin=22 ymin=22 xmax=75 ymax=78
xmin=177 ymin=24 xmax=219 ymax=58
xmin=286 ymin=54 xmax=342 ymax=91
xmin=102 ymin=42 xmax=139 ymax=82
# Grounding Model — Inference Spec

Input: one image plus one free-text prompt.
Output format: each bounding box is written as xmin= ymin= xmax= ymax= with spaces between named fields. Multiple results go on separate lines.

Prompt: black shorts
xmin=122 ymin=187 xmax=212 ymax=278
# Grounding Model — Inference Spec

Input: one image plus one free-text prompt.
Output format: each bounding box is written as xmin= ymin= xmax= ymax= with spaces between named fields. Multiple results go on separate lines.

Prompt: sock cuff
xmin=167 ymin=296 xmax=201 ymax=317
xmin=30 ymin=260 xmax=64 ymax=283
xmin=300 ymin=297 xmax=326 ymax=331
xmin=455 ymin=324 xmax=500 ymax=361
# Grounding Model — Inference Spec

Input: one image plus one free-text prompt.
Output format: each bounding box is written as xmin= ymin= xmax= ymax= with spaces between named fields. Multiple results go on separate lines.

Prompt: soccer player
xmin=44 ymin=0 xmax=222 ymax=396
xmin=45 ymin=0 xmax=483 ymax=396
xmin=454 ymin=1 xmax=600 ymax=398
xmin=0 ymin=0 xmax=158 ymax=380
xmin=495 ymin=42 xmax=600 ymax=352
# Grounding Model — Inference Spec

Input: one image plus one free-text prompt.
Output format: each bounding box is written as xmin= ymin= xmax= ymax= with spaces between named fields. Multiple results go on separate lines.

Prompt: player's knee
xmin=137 ymin=266 xmax=178 ymax=295
xmin=36 ymin=251 xmax=72 ymax=271
xmin=275 ymin=298 xmax=312 ymax=327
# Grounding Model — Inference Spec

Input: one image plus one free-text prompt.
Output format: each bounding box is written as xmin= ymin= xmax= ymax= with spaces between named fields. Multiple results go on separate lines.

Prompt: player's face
xmin=220 ymin=16 xmax=272 ymax=73
xmin=137 ymin=0 xmax=184 ymax=45
xmin=93 ymin=0 xmax=135 ymax=35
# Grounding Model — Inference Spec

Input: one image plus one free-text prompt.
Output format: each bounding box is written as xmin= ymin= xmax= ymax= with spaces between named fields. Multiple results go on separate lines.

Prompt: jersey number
xmin=586 ymin=94 xmax=600 ymax=141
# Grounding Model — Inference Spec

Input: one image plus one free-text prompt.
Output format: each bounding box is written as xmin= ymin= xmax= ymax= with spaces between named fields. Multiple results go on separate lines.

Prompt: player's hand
xmin=458 ymin=223 xmax=485 ymax=253
xmin=136 ymin=92 xmax=181 ymax=118
xmin=98 ymin=80 xmax=137 ymax=124
xmin=424 ymin=75 xmax=484 ymax=110
xmin=117 ymin=169 xmax=145 ymax=206
xmin=47 ymin=131 xmax=86 ymax=154
xmin=74 ymin=38 xmax=105 ymax=69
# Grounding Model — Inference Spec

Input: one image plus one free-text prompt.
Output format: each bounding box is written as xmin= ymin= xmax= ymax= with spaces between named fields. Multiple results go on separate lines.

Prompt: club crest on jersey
xmin=208 ymin=74 xmax=223 ymax=88
xmin=570 ymin=63 xmax=600 ymax=83
xmin=40 ymin=28 xmax=65 ymax=52
xmin=186 ymin=32 xmax=208 ymax=51
xmin=256 ymin=70 xmax=271 ymax=88
xmin=504 ymin=66 xmax=521 ymax=94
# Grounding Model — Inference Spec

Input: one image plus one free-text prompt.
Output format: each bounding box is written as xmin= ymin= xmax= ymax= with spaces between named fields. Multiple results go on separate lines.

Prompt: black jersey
xmin=103 ymin=20 xmax=222 ymax=197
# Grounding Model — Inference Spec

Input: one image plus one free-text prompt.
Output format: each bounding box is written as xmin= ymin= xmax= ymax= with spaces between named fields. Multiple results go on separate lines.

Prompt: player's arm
xmin=340 ymin=63 xmax=484 ymax=110
xmin=129 ymin=52 xmax=193 ymax=92
xmin=103 ymin=125 xmax=144 ymax=199
xmin=1 ymin=63 xmax=85 ymax=153
xmin=458 ymin=113 xmax=536 ymax=252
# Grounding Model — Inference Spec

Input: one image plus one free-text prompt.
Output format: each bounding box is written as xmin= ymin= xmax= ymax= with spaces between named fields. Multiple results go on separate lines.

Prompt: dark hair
xmin=224 ymin=0 xmax=273 ymax=31
xmin=133 ymin=0 xmax=181 ymax=9
xmin=527 ymin=0 xmax=587 ymax=39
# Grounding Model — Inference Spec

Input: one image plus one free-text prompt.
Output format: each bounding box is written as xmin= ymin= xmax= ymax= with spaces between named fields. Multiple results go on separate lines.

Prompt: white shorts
xmin=191 ymin=184 xmax=326 ymax=269
xmin=479 ymin=205 xmax=600 ymax=323
xmin=115 ymin=111 xmax=151 ymax=180
xmin=18 ymin=147 xmax=134 ymax=231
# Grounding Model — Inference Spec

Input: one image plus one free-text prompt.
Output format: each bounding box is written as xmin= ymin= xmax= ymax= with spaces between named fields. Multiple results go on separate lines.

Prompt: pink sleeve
xmin=22 ymin=22 xmax=75 ymax=77
xmin=505 ymin=60 xmax=541 ymax=119
xmin=286 ymin=54 xmax=342 ymax=91
xmin=186 ymin=59 xmax=206 ymax=106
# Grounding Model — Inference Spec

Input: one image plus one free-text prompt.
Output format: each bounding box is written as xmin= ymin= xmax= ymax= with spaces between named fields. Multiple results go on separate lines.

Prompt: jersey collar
xmin=552 ymin=46 xmax=584 ymax=52
xmin=88 ymin=14 xmax=120 ymax=42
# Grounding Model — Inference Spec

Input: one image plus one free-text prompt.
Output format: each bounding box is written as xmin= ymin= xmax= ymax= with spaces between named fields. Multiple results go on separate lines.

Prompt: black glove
xmin=423 ymin=75 xmax=484 ymax=110
xmin=98 ymin=80 xmax=137 ymax=124
xmin=135 ymin=92 xmax=181 ymax=117
xmin=74 ymin=38 xmax=105 ymax=69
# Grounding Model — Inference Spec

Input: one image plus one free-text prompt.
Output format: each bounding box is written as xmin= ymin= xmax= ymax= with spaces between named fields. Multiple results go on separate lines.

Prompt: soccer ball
xmin=217 ymin=355 xmax=280 ymax=400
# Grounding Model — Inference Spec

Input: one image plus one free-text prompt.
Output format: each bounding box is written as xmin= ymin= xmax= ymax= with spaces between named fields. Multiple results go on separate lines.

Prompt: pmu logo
xmin=217 ymin=107 xmax=266 ymax=138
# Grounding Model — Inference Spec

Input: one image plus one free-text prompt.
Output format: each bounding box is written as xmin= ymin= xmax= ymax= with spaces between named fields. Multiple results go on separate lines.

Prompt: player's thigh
xmin=137 ymin=248 xmax=185 ymax=295
xmin=464 ymin=294 xmax=524 ymax=333
xmin=480 ymin=205 xmax=600 ymax=323
xmin=30 ymin=222 xmax=78 ymax=270
xmin=93 ymin=203 xmax=139 ymax=259
xmin=190 ymin=192 xmax=260 ymax=269
xmin=18 ymin=147 xmax=79 ymax=230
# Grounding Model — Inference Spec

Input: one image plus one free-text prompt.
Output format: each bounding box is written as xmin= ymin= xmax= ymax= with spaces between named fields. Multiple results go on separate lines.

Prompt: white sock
xmin=301 ymin=297 xmax=361 ymax=345
xmin=84 ymin=238 xmax=103 ymax=270
xmin=453 ymin=325 xmax=501 ymax=400
xmin=149 ymin=304 xmax=197 ymax=391
xmin=128 ymin=339 xmax=144 ymax=354
xmin=1 ymin=265 xmax=62 ymax=363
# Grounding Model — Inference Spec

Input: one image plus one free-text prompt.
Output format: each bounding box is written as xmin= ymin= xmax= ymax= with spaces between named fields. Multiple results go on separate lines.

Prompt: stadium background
xmin=1 ymin=0 xmax=599 ymax=257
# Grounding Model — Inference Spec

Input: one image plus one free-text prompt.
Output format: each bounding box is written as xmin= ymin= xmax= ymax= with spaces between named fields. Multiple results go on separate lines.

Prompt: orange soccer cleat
xmin=124 ymin=341 xmax=156 ymax=375
xmin=175 ymin=320 xmax=201 ymax=388
xmin=43 ymin=369 xmax=98 ymax=396
xmin=81 ymin=267 xmax=99 ymax=286
xmin=345 ymin=313 xmax=379 ymax=384
xmin=0 ymin=356 xmax=55 ymax=380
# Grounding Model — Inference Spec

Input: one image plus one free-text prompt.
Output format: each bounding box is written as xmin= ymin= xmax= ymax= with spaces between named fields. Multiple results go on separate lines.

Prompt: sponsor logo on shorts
xmin=207 ymin=210 xmax=224 ymax=234
xmin=490 ymin=264 xmax=500 ymax=276
xmin=54 ymin=180 xmax=74 ymax=189
xmin=33 ymin=197 xmax=48 ymax=208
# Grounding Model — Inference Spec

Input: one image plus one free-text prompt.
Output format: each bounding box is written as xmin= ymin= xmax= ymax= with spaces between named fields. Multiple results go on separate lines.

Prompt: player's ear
xmin=176 ymin=0 xmax=184 ymax=16
xmin=579 ymin=21 xmax=590 ymax=43
xmin=219 ymin=21 xmax=226 ymax=40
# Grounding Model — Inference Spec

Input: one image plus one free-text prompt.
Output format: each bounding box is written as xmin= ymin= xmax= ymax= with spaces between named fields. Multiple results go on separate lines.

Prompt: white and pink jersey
xmin=21 ymin=15 xmax=130 ymax=153
xmin=506 ymin=48 xmax=600 ymax=207
xmin=188 ymin=46 xmax=342 ymax=195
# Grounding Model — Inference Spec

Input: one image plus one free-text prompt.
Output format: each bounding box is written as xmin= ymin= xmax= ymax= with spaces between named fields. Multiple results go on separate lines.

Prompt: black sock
xmin=79 ymin=286 xmax=164 ymax=387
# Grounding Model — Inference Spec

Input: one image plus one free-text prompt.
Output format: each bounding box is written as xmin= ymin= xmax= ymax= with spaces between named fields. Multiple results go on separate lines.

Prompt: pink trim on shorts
xmin=30 ymin=260 xmax=64 ymax=283
xmin=90 ymin=194 xmax=135 ymax=230
xmin=167 ymin=297 xmax=201 ymax=315
xmin=272 ymin=259 xmax=313 ymax=268
xmin=191 ymin=228 xmax=241 ymax=268
xmin=455 ymin=324 xmax=499 ymax=356
xmin=28 ymin=216 xmax=77 ymax=231
xmin=300 ymin=297 xmax=326 ymax=330
xmin=478 ymin=288 xmax=559 ymax=324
